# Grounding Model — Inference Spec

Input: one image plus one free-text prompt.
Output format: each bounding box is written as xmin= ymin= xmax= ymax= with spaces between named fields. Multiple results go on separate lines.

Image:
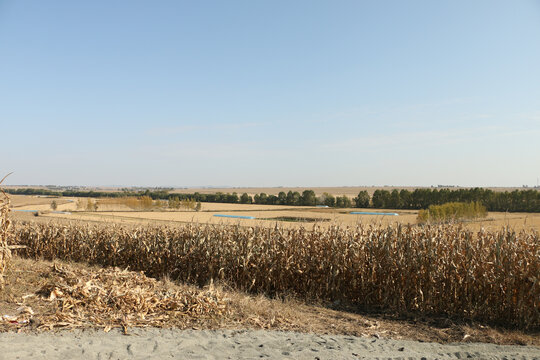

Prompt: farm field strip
xmin=44 ymin=208 xmax=420 ymax=229
xmin=9 ymin=195 xmax=540 ymax=231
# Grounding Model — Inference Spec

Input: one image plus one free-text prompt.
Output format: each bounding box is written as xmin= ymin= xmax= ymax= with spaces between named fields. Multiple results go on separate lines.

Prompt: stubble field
xmin=9 ymin=194 xmax=540 ymax=232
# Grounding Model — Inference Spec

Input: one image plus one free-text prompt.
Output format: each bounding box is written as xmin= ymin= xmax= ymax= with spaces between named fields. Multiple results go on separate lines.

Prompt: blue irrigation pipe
xmin=213 ymin=214 xmax=256 ymax=220
xmin=350 ymin=211 xmax=399 ymax=216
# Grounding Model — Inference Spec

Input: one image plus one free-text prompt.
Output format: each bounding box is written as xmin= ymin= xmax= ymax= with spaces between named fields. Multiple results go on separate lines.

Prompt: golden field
xmin=9 ymin=194 xmax=540 ymax=232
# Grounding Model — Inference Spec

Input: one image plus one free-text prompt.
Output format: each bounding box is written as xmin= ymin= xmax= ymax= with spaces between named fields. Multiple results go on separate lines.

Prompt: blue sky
xmin=1 ymin=1 xmax=539 ymax=187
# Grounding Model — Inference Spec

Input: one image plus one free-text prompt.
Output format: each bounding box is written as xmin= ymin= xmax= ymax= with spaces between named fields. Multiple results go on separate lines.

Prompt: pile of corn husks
xmin=7 ymin=263 xmax=230 ymax=332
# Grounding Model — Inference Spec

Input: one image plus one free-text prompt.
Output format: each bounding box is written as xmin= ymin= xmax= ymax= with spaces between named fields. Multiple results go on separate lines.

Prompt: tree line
xmin=6 ymin=187 xmax=540 ymax=212
xmin=368 ymin=188 xmax=540 ymax=212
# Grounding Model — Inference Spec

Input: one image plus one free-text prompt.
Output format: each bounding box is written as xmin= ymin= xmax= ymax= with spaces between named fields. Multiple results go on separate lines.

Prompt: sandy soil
xmin=1 ymin=328 xmax=538 ymax=359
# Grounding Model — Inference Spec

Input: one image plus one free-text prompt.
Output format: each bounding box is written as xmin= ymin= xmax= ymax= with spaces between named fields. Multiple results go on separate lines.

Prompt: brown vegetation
xmin=0 ymin=186 xmax=11 ymax=287
xmin=11 ymin=221 xmax=539 ymax=329
xmin=3 ymin=257 xmax=537 ymax=344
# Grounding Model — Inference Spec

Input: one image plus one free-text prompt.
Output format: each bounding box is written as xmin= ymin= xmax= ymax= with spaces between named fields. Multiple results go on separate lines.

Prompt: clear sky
xmin=1 ymin=1 xmax=539 ymax=187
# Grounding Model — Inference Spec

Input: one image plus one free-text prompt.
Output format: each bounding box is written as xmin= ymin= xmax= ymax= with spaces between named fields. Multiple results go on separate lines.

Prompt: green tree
xmin=254 ymin=193 xmax=268 ymax=204
xmin=267 ymin=195 xmax=278 ymax=205
xmin=372 ymin=190 xmax=390 ymax=208
xmin=240 ymin=193 xmax=252 ymax=204
xmin=50 ymin=200 xmax=58 ymax=211
xmin=301 ymin=190 xmax=317 ymax=206
xmin=278 ymin=191 xmax=287 ymax=205
xmin=319 ymin=192 xmax=335 ymax=207
xmin=399 ymin=189 xmax=412 ymax=209
xmin=354 ymin=191 xmax=370 ymax=208
xmin=388 ymin=189 xmax=401 ymax=209
xmin=286 ymin=191 xmax=301 ymax=205
xmin=226 ymin=192 xmax=239 ymax=203
xmin=335 ymin=195 xmax=352 ymax=208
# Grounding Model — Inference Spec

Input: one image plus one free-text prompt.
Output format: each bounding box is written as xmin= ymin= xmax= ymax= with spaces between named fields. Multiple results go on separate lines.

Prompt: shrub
xmin=417 ymin=201 xmax=487 ymax=223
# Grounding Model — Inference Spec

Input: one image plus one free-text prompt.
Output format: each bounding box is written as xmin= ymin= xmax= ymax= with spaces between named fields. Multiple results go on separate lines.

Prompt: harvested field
xmin=9 ymin=195 xmax=540 ymax=231
xmin=10 ymin=195 xmax=71 ymax=208
xmin=42 ymin=208 xmax=419 ymax=230
xmin=10 ymin=221 xmax=540 ymax=329
xmin=44 ymin=208 xmax=540 ymax=232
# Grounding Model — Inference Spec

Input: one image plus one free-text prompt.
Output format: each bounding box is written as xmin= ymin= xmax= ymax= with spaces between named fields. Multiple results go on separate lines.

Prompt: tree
xmin=226 ymin=192 xmax=239 ymax=203
xmin=388 ymin=189 xmax=401 ymax=209
xmin=169 ymin=196 xmax=181 ymax=209
xmin=50 ymin=200 xmax=58 ymax=211
xmin=354 ymin=191 xmax=370 ymax=208
xmin=256 ymin=193 xmax=268 ymax=204
xmin=319 ymin=192 xmax=335 ymax=207
xmin=372 ymin=190 xmax=386 ymax=208
xmin=286 ymin=191 xmax=301 ymax=205
xmin=399 ymin=189 xmax=412 ymax=209
xmin=214 ymin=192 xmax=224 ymax=203
xmin=195 ymin=201 xmax=202 ymax=211
xmin=336 ymin=195 xmax=352 ymax=208
xmin=240 ymin=193 xmax=252 ymax=204
xmin=180 ymin=198 xmax=196 ymax=210
xmin=278 ymin=191 xmax=287 ymax=205
xmin=267 ymin=195 xmax=278 ymax=205
xmin=301 ymin=190 xmax=317 ymax=206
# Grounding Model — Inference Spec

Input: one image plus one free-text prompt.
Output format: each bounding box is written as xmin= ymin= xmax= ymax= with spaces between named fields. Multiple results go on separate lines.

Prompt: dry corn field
xmin=0 ymin=192 xmax=11 ymax=287
xmin=10 ymin=221 xmax=539 ymax=330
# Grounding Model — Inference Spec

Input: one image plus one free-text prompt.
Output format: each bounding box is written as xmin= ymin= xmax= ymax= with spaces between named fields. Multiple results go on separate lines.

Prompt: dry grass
xmin=11 ymin=221 xmax=540 ymax=329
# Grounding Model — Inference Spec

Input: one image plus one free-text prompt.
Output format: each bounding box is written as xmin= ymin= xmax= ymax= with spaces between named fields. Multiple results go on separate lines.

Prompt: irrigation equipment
xmin=213 ymin=214 xmax=256 ymax=220
xmin=350 ymin=211 xmax=399 ymax=216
